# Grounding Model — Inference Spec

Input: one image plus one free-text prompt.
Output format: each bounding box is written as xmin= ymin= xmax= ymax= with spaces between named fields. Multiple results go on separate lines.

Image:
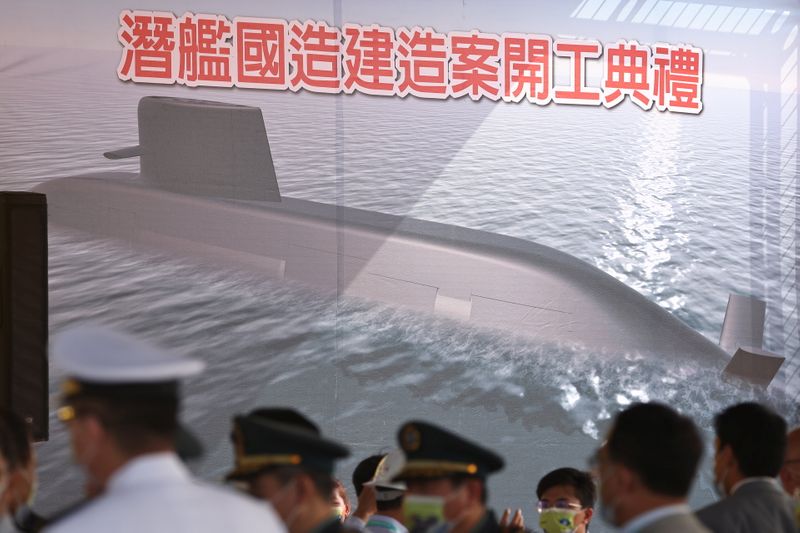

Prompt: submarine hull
xmin=35 ymin=174 xmax=729 ymax=364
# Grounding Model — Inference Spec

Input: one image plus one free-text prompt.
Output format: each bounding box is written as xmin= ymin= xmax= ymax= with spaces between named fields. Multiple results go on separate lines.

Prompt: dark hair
xmin=536 ymin=468 xmax=596 ymax=508
xmin=352 ymin=454 xmax=403 ymax=511
xmin=607 ymin=402 xmax=702 ymax=497
xmin=0 ymin=409 xmax=32 ymax=471
xmin=72 ymin=395 xmax=178 ymax=454
xmin=377 ymin=496 xmax=404 ymax=512
xmin=715 ymin=402 xmax=787 ymax=477
xmin=352 ymin=454 xmax=384 ymax=496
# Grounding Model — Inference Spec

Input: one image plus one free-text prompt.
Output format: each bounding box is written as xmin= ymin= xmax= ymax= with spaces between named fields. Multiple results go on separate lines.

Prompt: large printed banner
xmin=118 ymin=10 xmax=703 ymax=112
xmin=3 ymin=2 xmax=799 ymax=526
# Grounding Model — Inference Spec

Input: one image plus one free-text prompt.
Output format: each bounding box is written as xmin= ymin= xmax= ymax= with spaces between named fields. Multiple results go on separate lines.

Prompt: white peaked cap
xmin=53 ymin=323 xmax=205 ymax=382
xmin=366 ymin=449 xmax=407 ymax=498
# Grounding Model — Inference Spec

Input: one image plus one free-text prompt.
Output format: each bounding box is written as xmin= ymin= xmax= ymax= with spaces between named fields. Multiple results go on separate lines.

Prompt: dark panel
xmin=0 ymin=192 xmax=48 ymax=441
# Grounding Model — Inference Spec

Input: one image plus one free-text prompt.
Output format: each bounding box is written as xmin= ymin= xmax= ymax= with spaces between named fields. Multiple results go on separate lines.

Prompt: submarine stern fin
xmin=719 ymin=293 xmax=784 ymax=387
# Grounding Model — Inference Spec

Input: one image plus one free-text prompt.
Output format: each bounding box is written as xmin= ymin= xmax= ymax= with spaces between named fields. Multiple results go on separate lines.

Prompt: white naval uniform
xmin=44 ymin=452 xmax=285 ymax=533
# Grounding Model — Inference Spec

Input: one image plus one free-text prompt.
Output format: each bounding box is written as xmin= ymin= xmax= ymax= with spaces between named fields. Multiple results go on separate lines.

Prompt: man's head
xmin=713 ymin=402 xmax=787 ymax=496
xmin=536 ymin=468 xmax=595 ymax=533
xmin=228 ymin=411 xmax=349 ymax=533
xmin=53 ymin=324 xmax=204 ymax=492
xmin=395 ymin=421 xmax=503 ymax=533
xmin=59 ymin=385 xmax=179 ymax=460
xmin=595 ymin=403 xmax=702 ymax=527
xmin=353 ymin=455 xmax=384 ymax=498
xmin=0 ymin=409 xmax=36 ymax=516
xmin=353 ymin=454 xmax=402 ymax=512
xmin=780 ymin=427 xmax=800 ymax=496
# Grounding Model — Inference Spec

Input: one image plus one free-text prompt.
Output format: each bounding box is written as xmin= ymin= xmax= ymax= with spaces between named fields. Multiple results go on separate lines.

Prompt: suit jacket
xmin=638 ymin=511 xmax=710 ymax=533
xmin=696 ymin=479 xmax=796 ymax=533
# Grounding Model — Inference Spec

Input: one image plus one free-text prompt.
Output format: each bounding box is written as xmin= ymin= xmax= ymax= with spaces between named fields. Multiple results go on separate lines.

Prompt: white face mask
xmin=598 ymin=499 xmax=617 ymax=527
xmin=597 ymin=465 xmax=619 ymax=527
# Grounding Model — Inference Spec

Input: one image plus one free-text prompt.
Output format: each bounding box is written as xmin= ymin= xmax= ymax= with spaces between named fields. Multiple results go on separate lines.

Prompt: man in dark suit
xmin=592 ymin=403 xmax=709 ymax=533
xmin=696 ymin=402 xmax=795 ymax=533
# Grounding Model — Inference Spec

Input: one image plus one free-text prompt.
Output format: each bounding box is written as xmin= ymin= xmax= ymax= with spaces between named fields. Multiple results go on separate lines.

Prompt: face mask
xmin=404 ymin=488 xmax=470 ymax=533
xmin=404 ymin=495 xmax=446 ymax=533
xmin=539 ymin=508 xmax=579 ymax=533
xmin=598 ymin=500 xmax=616 ymax=527
xmin=597 ymin=466 xmax=618 ymax=526
xmin=332 ymin=505 xmax=347 ymax=522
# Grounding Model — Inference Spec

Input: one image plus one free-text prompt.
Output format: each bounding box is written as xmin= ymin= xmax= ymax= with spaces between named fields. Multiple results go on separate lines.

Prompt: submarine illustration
xmin=33 ymin=96 xmax=784 ymax=385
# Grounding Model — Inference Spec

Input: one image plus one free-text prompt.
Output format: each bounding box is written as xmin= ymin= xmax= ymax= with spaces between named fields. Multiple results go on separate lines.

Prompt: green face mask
xmin=539 ymin=508 xmax=579 ymax=533
xmin=403 ymin=495 xmax=446 ymax=533
xmin=332 ymin=506 xmax=346 ymax=522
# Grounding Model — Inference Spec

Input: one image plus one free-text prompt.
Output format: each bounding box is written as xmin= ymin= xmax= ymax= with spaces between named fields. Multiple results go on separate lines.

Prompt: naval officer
xmin=44 ymin=324 xmax=285 ymax=533
xmin=226 ymin=411 xmax=350 ymax=533
xmin=393 ymin=421 xmax=505 ymax=533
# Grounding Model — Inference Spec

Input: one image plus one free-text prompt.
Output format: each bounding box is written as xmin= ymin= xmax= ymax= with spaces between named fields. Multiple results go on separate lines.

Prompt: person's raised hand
xmin=352 ymin=484 xmax=377 ymax=522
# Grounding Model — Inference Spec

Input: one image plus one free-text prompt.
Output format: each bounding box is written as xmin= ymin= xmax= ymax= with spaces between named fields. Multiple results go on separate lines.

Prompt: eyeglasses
xmin=537 ymin=500 xmax=583 ymax=512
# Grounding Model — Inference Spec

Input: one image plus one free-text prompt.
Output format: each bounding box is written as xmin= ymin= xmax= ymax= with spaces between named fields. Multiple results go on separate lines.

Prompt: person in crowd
xmin=780 ymin=427 xmax=800 ymax=497
xmin=393 ymin=420 xmax=504 ymax=533
xmin=332 ymin=479 xmax=351 ymax=522
xmin=0 ymin=410 xmax=37 ymax=533
xmin=348 ymin=452 xmax=408 ymax=533
xmin=227 ymin=411 xmax=350 ymax=533
xmin=696 ymin=402 xmax=795 ymax=532
xmin=593 ymin=402 xmax=708 ymax=533
xmin=43 ymin=324 xmax=285 ymax=533
xmin=348 ymin=454 xmax=383 ymax=528
xmin=535 ymin=467 xmax=595 ymax=533
xmin=780 ymin=426 xmax=800 ymax=527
